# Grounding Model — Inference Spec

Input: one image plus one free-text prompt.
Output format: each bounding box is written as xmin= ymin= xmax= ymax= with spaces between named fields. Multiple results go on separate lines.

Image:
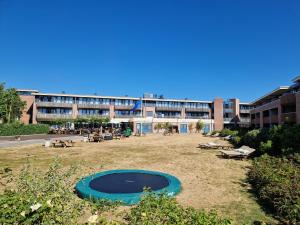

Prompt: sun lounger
xmin=223 ymin=135 xmax=232 ymax=140
xmin=220 ymin=145 xmax=255 ymax=159
xmin=199 ymin=142 xmax=231 ymax=150
xmin=211 ymin=133 xmax=220 ymax=137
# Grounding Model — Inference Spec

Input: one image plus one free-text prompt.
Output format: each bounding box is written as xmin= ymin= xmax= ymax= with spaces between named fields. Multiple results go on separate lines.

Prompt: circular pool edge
xmin=75 ymin=169 xmax=181 ymax=205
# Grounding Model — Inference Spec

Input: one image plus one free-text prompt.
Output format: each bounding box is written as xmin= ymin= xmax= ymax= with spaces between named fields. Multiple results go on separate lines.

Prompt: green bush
xmin=126 ymin=192 xmax=231 ymax=225
xmin=219 ymin=129 xmax=238 ymax=137
xmin=259 ymin=140 xmax=272 ymax=154
xmin=0 ymin=123 xmax=49 ymax=136
xmin=248 ymin=155 xmax=300 ymax=224
xmin=230 ymin=136 xmax=241 ymax=146
xmin=241 ymin=129 xmax=261 ymax=149
xmin=0 ymin=158 xmax=85 ymax=224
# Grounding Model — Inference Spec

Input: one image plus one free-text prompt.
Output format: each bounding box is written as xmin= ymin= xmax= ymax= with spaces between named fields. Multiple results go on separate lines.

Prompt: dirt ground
xmin=0 ymin=134 xmax=276 ymax=224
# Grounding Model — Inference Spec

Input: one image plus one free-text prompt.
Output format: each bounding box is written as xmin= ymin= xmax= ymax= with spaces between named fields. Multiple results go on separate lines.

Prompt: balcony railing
xmin=36 ymin=101 xmax=73 ymax=108
xmin=185 ymin=116 xmax=209 ymax=119
xmin=240 ymin=109 xmax=250 ymax=114
xmin=239 ymin=118 xmax=251 ymax=123
xmin=281 ymin=112 xmax=296 ymax=124
xmin=185 ymin=107 xmax=210 ymax=112
xmin=223 ymin=118 xmax=233 ymax=122
xmin=114 ymin=114 xmax=142 ymax=118
xmin=114 ymin=105 xmax=134 ymax=110
xmin=155 ymin=106 xmax=181 ymax=111
xmin=77 ymin=103 xmax=110 ymax=109
xmin=77 ymin=114 xmax=109 ymax=118
xmin=224 ymin=108 xmax=233 ymax=113
xmin=36 ymin=113 xmax=73 ymax=120
xmin=155 ymin=115 xmax=181 ymax=119
xmin=281 ymin=93 xmax=296 ymax=105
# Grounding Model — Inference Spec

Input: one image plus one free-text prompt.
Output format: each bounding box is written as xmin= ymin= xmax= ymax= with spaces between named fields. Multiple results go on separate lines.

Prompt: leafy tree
xmin=0 ymin=84 xmax=25 ymax=123
xmin=196 ymin=120 xmax=205 ymax=133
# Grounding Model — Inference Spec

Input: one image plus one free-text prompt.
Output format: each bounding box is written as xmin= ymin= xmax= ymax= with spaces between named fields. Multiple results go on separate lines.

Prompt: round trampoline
xmin=75 ymin=169 xmax=181 ymax=205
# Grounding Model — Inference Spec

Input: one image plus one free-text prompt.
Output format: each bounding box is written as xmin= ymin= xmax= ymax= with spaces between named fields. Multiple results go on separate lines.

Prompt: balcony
xmin=185 ymin=116 xmax=209 ymax=119
xmin=240 ymin=109 xmax=250 ymax=114
xmin=36 ymin=113 xmax=73 ymax=120
xmin=223 ymin=118 xmax=233 ymax=122
xmin=36 ymin=101 xmax=73 ymax=108
xmin=155 ymin=115 xmax=181 ymax=119
xmin=185 ymin=107 xmax=210 ymax=112
xmin=114 ymin=114 xmax=142 ymax=118
xmin=281 ymin=112 xmax=296 ymax=124
xmin=114 ymin=105 xmax=134 ymax=110
xmin=77 ymin=114 xmax=109 ymax=118
xmin=155 ymin=106 xmax=181 ymax=111
xmin=239 ymin=118 xmax=251 ymax=123
xmin=77 ymin=103 xmax=110 ymax=109
xmin=224 ymin=108 xmax=233 ymax=113
xmin=280 ymin=93 xmax=296 ymax=105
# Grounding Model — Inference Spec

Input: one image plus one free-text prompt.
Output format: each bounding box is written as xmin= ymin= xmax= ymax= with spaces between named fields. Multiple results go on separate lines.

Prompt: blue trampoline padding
xmin=75 ymin=169 xmax=181 ymax=205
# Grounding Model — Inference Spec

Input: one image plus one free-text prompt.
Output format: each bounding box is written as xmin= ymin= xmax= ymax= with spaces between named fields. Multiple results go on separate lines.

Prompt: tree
xmin=188 ymin=123 xmax=194 ymax=133
xmin=0 ymin=85 xmax=25 ymax=123
xmin=0 ymin=83 xmax=5 ymax=121
xmin=196 ymin=120 xmax=205 ymax=133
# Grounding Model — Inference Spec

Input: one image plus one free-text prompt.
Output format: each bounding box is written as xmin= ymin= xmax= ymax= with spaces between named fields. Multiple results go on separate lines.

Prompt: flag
xmin=131 ymin=99 xmax=142 ymax=111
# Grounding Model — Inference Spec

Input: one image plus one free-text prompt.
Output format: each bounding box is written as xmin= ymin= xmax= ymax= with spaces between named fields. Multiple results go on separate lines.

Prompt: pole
xmin=140 ymin=97 xmax=143 ymax=135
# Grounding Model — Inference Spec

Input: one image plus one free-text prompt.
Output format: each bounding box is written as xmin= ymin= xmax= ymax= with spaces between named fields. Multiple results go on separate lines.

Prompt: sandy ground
xmin=0 ymin=134 xmax=275 ymax=224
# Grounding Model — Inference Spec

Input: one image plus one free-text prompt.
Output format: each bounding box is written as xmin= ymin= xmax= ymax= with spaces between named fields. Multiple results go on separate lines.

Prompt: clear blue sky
xmin=0 ymin=0 xmax=299 ymax=102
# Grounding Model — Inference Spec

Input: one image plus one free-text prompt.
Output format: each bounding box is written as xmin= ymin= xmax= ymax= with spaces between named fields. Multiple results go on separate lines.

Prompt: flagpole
xmin=140 ymin=97 xmax=143 ymax=135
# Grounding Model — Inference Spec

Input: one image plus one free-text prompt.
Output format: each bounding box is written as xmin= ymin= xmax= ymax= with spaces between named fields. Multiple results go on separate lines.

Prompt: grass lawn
xmin=0 ymin=134 xmax=276 ymax=224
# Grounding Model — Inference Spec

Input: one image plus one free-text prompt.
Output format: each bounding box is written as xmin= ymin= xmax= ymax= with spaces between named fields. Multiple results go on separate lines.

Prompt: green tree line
xmin=0 ymin=83 xmax=25 ymax=124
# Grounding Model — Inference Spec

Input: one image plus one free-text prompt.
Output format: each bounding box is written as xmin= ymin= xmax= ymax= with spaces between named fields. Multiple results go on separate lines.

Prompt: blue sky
xmin=0 ymin=0 xmax=299 ymax=102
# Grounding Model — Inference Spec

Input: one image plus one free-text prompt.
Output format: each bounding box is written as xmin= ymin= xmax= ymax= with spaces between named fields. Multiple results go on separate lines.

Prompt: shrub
xmin=219 ymin=129 xmax=238 ymax=137
xmin=126 ymin=192 xmax=231 ymax=225
xmin=0 ymin=159 xmax=85 ymax=224
xmin=241 ymin=129 xmax=261 ymax=149
xmin=230 ymin=136 xmax=241 ymax=146
xmin=248 ymin=155 xmax=300 ymax=224
xmin=259 ymin=140 xmax=272 ymax=154
xmin=0 ymin=123 xmax=49 ymax=136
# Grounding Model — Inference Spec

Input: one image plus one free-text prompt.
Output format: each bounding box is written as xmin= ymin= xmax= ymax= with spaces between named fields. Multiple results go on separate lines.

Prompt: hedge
xmin=248 ymin=155 xmax=300 ymax=224
xmin=0 ymin=123 xmax=49 ymax=136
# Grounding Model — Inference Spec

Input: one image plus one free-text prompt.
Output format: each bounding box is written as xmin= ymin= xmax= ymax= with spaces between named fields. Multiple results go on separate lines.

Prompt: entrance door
xmin=180 ymin=124 xmax=188 ymax=134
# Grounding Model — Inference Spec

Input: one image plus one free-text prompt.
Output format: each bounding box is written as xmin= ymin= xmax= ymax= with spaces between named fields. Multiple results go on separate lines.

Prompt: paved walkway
xmin=0 ymin=136 xmax=83 ymax=148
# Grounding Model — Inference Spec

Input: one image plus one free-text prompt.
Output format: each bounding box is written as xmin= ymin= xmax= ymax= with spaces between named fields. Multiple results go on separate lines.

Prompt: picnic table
xmin=52 ymin=140 xmax=74 ymax=148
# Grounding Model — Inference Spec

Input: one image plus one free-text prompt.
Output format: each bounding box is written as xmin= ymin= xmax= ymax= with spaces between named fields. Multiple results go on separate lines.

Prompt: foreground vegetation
xmin=0 ymin=122 xmax=49 ymax=136
xmin=0 ymin=158 xmax=231 ymax=225
xmin=218 ymin=125 xmax=300 ymax=224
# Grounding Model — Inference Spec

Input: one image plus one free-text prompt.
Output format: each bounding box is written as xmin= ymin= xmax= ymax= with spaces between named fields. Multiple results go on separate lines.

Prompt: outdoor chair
xmin=220 ymin=145 xmax=255 ymax=159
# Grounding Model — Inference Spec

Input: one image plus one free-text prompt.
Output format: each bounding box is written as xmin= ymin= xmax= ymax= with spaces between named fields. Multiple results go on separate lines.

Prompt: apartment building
xmin=17 ymin=90 xmax=250 ymax=133
xmin=250 ymin=76 xmax=300 ymax=127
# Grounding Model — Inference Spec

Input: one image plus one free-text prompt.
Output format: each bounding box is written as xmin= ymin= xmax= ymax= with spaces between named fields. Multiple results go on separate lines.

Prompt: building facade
xmin=17 ymin=90 xmax=250 ymax=133
xmin=250 ymin=76 xmax=300 ymax=127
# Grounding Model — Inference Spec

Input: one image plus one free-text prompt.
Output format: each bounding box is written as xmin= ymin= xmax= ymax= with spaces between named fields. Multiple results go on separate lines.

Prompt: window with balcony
xmin=186 ymin=112 xmax=209 ymax=119
xmin=38 ymin=108 xmax=72 ymax=114
xmin=155 ymin=111 xmax=181 ymax=118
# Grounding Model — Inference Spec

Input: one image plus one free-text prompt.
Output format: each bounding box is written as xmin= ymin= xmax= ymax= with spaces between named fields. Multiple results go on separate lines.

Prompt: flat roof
xmin=32 ymin=92 xmax=212 ymax=103
xmin=17 ymin=89 xmax=39 ymax=93
xmin=250 ymin=86 xmax=289 ymax=105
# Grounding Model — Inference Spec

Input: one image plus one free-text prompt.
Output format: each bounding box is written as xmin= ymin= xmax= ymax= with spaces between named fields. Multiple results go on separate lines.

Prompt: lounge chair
xmin=223 ymin=135 xmax=232 ymax=140
xmin=211 ymin=133 xmax=220 ymax=137
xmin=220 ymin=145 xmax=255 ymax=159
xmin=199 ymin=142 xmax=231 ymax=150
